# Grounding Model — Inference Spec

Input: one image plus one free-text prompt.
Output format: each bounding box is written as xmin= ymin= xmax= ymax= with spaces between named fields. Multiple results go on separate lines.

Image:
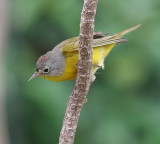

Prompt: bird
xmin=28 ymin=24 xmax=140 ymax=82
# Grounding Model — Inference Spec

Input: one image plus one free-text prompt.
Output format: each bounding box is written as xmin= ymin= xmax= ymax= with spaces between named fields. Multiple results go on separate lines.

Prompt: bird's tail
xmin=111 ymin=24 xmax=141 ymax=39
xmin=93 ymin=24 xmax=141 ymax=47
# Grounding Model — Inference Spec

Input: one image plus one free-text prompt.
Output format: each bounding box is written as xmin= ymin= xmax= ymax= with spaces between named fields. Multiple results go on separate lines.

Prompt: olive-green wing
xmin=61 ymin=37 xmax=79 ymax=57
xmin=62 ymin=36 xmax=126 ymax=57
xmin=62 ymin=24 xmax=140 ymax=57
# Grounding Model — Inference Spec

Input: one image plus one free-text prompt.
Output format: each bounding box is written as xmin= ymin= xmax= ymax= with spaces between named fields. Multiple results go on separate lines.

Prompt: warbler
xmin=29 ymin=25 xmax=140 ymax=82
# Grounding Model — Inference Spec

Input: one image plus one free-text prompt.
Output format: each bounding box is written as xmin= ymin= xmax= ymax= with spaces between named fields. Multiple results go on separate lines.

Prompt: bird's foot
xmin=90 ymin=75 xmax=96 ymax=85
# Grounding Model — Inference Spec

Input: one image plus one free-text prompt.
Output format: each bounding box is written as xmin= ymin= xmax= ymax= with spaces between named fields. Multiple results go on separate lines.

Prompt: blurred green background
xmin=1 ymin=0 xmax=160 ymax=144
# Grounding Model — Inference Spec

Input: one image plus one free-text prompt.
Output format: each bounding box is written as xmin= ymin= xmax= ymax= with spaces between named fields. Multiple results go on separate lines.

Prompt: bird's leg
xmin=90 ymin=74 xmax=96 ymax=85
xmin=92 ymin=64 xmax=102 ymax=68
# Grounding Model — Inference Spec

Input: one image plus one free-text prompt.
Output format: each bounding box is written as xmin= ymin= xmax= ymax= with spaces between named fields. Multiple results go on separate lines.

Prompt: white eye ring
xmin=43 ymin=67 xmax=49 ymax=73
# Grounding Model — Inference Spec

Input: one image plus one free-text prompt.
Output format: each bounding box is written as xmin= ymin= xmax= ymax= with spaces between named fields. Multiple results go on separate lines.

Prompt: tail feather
xmin=111 ymin=24 xmax=141 ymax=39
xmin=93 ymin=24 xmax=141 ymax=47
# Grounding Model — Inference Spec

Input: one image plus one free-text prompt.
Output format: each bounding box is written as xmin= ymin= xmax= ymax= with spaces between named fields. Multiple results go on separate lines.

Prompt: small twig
xmin=59 ymin=0 xmax=98 ymax=144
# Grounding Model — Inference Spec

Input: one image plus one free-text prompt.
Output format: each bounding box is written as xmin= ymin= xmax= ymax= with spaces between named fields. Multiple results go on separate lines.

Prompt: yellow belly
xmin=43 ymin=44 xmax=115 ymax=82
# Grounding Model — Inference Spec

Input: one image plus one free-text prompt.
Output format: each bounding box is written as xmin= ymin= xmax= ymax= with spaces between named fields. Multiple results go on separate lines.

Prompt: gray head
xmin=28 ymin=50 xmax=65 ymax=81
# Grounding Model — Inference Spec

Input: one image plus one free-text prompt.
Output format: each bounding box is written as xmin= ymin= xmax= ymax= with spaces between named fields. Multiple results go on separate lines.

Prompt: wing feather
xmin=62 ymin=25 xmax=140 ymax=57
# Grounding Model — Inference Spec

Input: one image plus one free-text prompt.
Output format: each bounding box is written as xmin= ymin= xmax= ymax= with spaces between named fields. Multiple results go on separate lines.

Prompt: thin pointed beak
xmin=28 ymin=72 xmax=40 ymax=81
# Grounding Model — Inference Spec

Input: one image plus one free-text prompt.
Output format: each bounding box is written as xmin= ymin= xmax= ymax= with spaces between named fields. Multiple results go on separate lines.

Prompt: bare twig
xmin=59 ymin=0 xmax=98 ymax=144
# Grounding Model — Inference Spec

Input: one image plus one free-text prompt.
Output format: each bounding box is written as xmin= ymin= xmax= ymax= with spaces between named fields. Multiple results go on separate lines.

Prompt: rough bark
xmin=59 ymin=0 xmax=98 ymax=144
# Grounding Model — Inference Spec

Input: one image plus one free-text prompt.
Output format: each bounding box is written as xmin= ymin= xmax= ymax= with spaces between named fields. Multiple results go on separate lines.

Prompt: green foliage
xmin=6 ymin=0 xmax=160 ymax=144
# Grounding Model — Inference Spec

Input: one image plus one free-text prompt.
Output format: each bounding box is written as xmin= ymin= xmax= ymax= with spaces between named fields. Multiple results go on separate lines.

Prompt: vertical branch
xmin=59 ymin=0 xmax=98 ymax=144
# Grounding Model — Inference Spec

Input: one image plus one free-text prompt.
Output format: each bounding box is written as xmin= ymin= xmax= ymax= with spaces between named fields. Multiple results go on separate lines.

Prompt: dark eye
xmin=43 ymin=67 xmax=49 ymax=73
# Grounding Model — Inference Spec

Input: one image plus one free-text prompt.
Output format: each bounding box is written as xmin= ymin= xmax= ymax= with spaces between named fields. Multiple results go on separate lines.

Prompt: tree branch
xmin=59 ymin=0 xmax=98 ymax=143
